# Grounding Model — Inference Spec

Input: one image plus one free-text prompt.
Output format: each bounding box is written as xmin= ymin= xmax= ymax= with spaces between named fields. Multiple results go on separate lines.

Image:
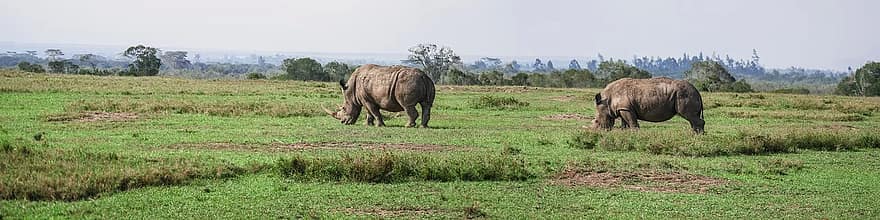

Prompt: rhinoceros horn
xmin=321 ymin=104 xmax=338 ymax=119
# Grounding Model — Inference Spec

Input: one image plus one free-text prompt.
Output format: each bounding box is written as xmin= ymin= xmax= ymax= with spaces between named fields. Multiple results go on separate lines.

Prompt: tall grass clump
xmin=0 ymin=139 xmax=266 ymax=201
xmin=568 ymin=129 xmax=879 ymax=156
xmin=276 ymin=152 xmax=535 ymax=183
xmin=467 ymin=95 xmax=529 ymax=109
xmin=65 ymin=99 xmax=324 ymax=117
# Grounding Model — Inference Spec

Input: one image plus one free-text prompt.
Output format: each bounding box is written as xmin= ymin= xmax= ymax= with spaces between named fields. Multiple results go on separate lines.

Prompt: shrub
xmin=246 ymin=72 xmax=267 ymax=80
xmin=771 ymin=88 xmax=810 ymax=94
xmin=17 ymin=61 xmax=45 ymax=73
xmin=468 ymin=95 xmax=529 ymax=109
xmin=567 ymin=131 xmax=601 ymax=149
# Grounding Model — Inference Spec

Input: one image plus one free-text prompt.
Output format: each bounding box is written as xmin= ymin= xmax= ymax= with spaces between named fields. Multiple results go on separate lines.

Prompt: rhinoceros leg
xmin=365 ymin=114 xmax=375 ymax=126
xmin=618 ymin=110 xmax=640 ymax=130
xmin=419 ymin=102 xmax=431 ymax=128
xmin=364 ymin=103 xmax=385 ymax=127
xmin=403 ymin=105 xmax=419 ymax=128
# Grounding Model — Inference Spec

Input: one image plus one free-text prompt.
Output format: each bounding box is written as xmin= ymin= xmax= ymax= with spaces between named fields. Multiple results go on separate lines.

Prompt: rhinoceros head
xmin=322 ymin=80 xmax=361 ymax=125
xmin=591 ymin=93 xmax=615 ymax=130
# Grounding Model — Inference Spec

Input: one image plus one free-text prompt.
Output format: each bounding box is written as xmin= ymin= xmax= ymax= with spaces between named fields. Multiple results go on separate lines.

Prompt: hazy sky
xmin=2 ymin=0 xmax=878 ymax=70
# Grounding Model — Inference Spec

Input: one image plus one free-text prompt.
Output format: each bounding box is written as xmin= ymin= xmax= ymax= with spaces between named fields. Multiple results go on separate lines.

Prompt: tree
xmin=160 ymin=51 xmax=192 ymax=70
xmin=569 ymin=59 xmax=581 ymax=70
xmin=17 ymin=62 xmax=45 ymax=73
xmin=48 ymin=60 xmax=78 ymax=74
xmin=502 ymin=60 xmax=521 ymax=74
xmin=597 ymin=61 xmax=651 ymax=82
xmin=444 ymin=69 xmax=479 ymax=85
xmin=45 ymin=49 xmax=63 ymax=61
xmin=78 ymin=54 xmax=98 ymax=71
xmin=282 ymin=57 xmax=327 ymax=81
xmin=685 ymin=60 xmax=752 ymax=92
xmin=546 ymin=60 xmax=555 ymax=71
xmin=324 ymin=61 xmax=354 ymax=81
xmin=532 ymin=58 xmax=546 ymax=72
xmin=402 ymin=43 xmax=461 ymax=83
xmin=563 ymin=69 xmax=596 ymax=88
xmin=479 ymin=70 xmax=505 ymax=86
xmin=836 ymin=62 xmax=880 ymax=96
xmin=511 ymin=73 xmax=530 ymax=86
xmin=123 ymin=45 xmax=162 ymax=76
xmin=480 ymin=57 xmax=502 ymax=69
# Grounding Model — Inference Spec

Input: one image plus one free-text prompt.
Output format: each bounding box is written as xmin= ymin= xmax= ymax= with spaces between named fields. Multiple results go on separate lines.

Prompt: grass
xmin=467 ymin=95 xmax=530 ymax=109
xmin=276 ymin=152 xmax=534 ymax=183
xmin=568 ymin=129 xmax=880 ymax=156
xmin=1 ymin=70 xmax=880 ymax=218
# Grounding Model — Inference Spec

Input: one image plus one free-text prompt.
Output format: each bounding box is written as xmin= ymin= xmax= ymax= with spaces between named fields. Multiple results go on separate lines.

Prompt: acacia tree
xmin=282 ymin=57 xmax=326 ymax=81
xmin=685 ymin=60 xmax=752 ymax=92
xmin=160 ymin=51 xmax=192 ymax=70
xmin=45 ymin=49 xmax=63 ymax=61
xmin=78 ymin=54 xmax=98 ymax=71
xmin=597 ymin=60 xmax=651 ymax=82
xmin=323 ymin=61 xmax=354 ymax=81
xmin=123 ymin=45 xmax=161 ymax=76
xmin=402 ymin=43 xmax=461 ymax=83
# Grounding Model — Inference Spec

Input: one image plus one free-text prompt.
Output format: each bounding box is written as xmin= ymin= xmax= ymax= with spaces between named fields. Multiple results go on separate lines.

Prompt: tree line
xmin=5 ymin=43 xmax=876 ymax=96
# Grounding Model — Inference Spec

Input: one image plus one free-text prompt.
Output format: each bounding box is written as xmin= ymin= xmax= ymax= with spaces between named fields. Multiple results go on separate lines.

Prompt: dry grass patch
xmin=553 ymin=169 xmax=727 ymax=193
xmin=339 ymin=207 xmax=442 ymax=218
xmin=542 ymin=113 xmax=592 ymax=121
xmin=45 ymin=111 xmax=139 ymax=122
xmin=724 ymin=110 xmax=865 ymax=122
xmin=168 ymin=142 xmax=467 ymax=152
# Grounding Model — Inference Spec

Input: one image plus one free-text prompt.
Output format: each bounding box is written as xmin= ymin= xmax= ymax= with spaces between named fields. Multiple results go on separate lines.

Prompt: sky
xmin=1 ymin=0 xmax=878 ymax=70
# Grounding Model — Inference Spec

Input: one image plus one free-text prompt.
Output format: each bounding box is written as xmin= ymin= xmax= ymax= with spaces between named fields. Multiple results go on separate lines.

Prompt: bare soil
xmin=552 ymin=169 xmax=727 ymax=193
xmin=47 ymin=111 xmax=139 ymax=122
xmin=168 ymin=142 xmax=466 ymax=152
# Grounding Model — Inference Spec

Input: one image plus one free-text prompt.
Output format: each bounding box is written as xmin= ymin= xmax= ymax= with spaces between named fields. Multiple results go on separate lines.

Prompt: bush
xmin=17 ymin=62 xmax=45 ymax=73
xmin=771 ymin=88 xmax=810 ymax=94
xmin=246 ymin=72 xmax=267 ymax=80
xmin=468 ymin=95 xmax=529 ymax=109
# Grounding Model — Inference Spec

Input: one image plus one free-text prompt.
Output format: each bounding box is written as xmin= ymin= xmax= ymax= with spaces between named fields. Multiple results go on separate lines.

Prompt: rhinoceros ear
xmin=594 ymin=93 xmax=602 ymax=105
xmin=338 ymin=80 xmax=348 ymax=90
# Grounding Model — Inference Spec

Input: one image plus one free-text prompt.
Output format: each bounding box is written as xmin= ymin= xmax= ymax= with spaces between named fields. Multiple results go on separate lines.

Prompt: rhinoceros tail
xmin=423 ymin=74 xmax=435 ymax=107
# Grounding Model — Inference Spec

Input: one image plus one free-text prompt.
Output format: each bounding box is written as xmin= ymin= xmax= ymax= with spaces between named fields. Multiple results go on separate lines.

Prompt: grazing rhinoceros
xmin=323 ymin=64 xmax=435 ymax=128
xmin=591 ymin=77 xmax=705 ymax=134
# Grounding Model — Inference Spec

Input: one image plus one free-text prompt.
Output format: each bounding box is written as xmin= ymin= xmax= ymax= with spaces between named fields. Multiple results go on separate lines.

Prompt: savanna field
xmin=1 ymin=70 xmax=880 ymax=218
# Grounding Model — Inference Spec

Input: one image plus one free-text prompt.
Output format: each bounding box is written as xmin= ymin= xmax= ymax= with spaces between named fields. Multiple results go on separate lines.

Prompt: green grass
xmin=1 ymin=70 xmax=880 ymax=218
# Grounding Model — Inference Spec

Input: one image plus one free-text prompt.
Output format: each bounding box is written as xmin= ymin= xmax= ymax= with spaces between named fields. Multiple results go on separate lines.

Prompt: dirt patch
xmin=552 ymin=169 xmax=727 ymax=193
xmin=543 ymin=113 xmax=592 ymax=121
xmin=46 ymin=111 xmax=139 ymax=122
xmin=339 ymin=207 xmax=441 ymax=218
xmin=168 ymin=142 xmax=466 ymax=152
xmin=550 ymin=95 xmax=577 ymax=102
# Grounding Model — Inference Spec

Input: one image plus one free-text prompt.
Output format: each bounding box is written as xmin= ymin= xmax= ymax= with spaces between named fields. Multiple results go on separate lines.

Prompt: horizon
xmin=2 ymin=0 xmax=878 ymax=70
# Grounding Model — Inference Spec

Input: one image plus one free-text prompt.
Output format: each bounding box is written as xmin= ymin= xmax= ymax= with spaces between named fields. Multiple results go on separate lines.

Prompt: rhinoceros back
xmin=602 ymin=77 xmax=703 ymax=122
xmin=349 ymin=64 xmax=434 ymax=111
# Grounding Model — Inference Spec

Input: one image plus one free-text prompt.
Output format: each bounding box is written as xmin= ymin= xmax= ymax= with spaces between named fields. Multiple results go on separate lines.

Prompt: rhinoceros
xmin=323 ymin=64 xmax=435 ymax=128
xmin=591 ymin=77 xmax=705 ymax=134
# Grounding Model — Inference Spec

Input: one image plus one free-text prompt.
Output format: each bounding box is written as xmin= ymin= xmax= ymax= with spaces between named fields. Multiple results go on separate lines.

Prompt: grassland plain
xmin=1 ymin=70 xmax=879 ymax=219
